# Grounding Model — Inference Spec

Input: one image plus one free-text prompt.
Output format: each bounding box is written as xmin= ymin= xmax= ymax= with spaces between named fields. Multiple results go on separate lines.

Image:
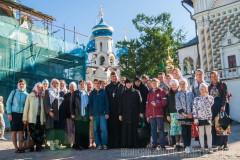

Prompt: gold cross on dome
xmin=167 ymin=47 xmax=170 ymax=57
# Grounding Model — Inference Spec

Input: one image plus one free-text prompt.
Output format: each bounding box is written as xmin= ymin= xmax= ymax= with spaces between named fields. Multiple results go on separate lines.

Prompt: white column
xmin=203 ymin=16 xmax=210 ymax=71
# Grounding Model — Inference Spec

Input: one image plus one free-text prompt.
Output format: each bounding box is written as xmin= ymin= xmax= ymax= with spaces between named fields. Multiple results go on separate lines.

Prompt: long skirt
xmin=74 ymin=119 xmax=89 ymax=148
xmin=28 ymin=116 xmax=45 ymax=148
xmin=46 ymin=120 xmax=64 ymax=141
xmin=212 ymin=97 xmax=223 ymax=146
xmin=122 ymin=123 xmax=138 ymax=148
xmin=65 ymin=118 xmax=75 ymax=145
xmin=170 ymin=113 xmax=182 ymax=136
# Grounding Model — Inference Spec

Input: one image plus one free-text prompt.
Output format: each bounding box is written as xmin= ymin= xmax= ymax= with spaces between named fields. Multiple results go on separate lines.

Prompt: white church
xmin=85 ymin=7 xmax=120 ymax=82
xmin=179 ymin=0 xmax=240 ymax=122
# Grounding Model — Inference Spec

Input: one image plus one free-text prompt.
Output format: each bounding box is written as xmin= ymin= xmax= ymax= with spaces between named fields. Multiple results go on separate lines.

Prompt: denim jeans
xmin=93 ymin=115 xmax=108 ymax=147
xmin=150 ymin=117 xmax=165 ymax=147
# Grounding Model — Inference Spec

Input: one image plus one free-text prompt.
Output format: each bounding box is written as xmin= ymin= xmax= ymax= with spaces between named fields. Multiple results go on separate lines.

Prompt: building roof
xmin=0 ymin=0 xmax=55 ymax=21
xmin=178 ymin=37 xmax=198 ymax=50
xmin=182 ymin=0 xmax=193 ymax=7
xmin=86 ymin=17 xmax=113 ymax=54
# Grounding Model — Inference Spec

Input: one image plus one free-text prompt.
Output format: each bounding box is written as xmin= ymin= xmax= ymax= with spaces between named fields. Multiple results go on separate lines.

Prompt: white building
xmin=179 ymin=0 xmax=240 ymax=122
xmin=85 ymin=7 xmax=119 ymax=82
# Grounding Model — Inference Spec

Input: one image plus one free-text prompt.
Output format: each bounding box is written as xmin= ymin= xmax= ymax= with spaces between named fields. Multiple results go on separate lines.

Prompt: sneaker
xmin=218 ymin=145 xmax=224 ymax=151
xmin=50 ymin=141 xmax=56 ymax=151
xmin=55 ymin=140 xmax=63 ymax=150
xmin=103 ymin=145 xmax=108 ymax=150
xmin=185 ymin=147 xmax=191 ymax=153
xmin=189 ymin=146 xmax=194 ymax=153
xmin=97 ymin=146 xmax=103 ymax=150
xmin=0 ymin=137 xmax=7 ymax=141
xmin=208 ymin=148 xmax=213 ymax=154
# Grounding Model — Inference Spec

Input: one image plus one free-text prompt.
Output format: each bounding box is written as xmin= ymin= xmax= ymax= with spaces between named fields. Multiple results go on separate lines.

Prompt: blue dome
xmin=117 ymin=46 xmax=128 ymax=58
xmin=86 ymin=35 xmax=96 ymax=53
xmin=86 ymin=17 xmax=114 ymax=54
xmin=92 ymin=17 xmax=113 ymax=37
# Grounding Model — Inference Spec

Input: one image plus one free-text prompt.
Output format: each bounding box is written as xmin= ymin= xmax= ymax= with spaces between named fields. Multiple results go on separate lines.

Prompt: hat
xmin=125 ymin=78 xmax=132 ymax=84
xmin=0 ymin=96 xmax=3 ymax=101
xmin=134 ymin=77 xmax=141 ymax=82
xmin=42 ymin=79 xmax=49 ymax=84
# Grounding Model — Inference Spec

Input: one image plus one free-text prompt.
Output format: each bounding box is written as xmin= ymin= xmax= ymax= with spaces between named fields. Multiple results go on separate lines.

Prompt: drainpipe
xmin=181 ymin=1 xmax=200 ymax=70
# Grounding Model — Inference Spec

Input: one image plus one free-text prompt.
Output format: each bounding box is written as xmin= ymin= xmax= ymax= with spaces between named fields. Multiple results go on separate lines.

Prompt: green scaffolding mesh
xmin=0 ymin=15 xmax=87 ymax=100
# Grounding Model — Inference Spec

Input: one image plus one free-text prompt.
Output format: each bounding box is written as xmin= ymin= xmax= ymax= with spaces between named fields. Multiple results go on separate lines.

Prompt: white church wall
xmin=225 ymin=78 xmax=240 ymax=122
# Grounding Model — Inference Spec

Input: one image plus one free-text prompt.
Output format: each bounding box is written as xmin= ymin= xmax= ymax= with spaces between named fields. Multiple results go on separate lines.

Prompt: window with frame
xmin=228 ymin=55 xmax=236 ymax=68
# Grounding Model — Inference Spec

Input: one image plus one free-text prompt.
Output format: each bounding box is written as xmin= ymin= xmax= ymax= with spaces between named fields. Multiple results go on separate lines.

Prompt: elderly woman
xmin=6 ymin=79 xmax=28 ymax=153
xmin=208 ymin=71 xmax=228 ymax=151
xmin=64 ymin=82 xmax=77 ymax=148
xmin=175 ymin=78 xmax=194 ymax=153
xmin=42 ymin=79 xmax=49 ymax=93
xmin=165 ymin=79 xmax=184 ymax=149
xmin=44 ymin=78 xmax=63 ymax=151
xmin=71 ymin=80 xmax=89 ymax=150
xmin=23 ymin=82 xmax=45 ymax=152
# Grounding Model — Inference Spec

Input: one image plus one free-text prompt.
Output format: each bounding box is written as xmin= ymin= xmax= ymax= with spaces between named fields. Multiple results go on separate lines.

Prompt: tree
xmin=116 ymin=12 xmax=186 ymax=78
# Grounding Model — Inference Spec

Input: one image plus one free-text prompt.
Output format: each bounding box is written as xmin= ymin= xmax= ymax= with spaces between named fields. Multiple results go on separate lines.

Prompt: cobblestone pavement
xmin=0 ymin=124 xmax=240 ymax=160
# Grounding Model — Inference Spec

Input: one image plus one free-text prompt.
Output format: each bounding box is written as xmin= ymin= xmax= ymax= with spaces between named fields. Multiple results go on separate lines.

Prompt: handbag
xmin=219 ymin=111 xmax=232 ymax=130
xmin=191 ymin=124 xmax=199 ymax=138
xmin=215 ymin=112 xmax=231 ymax=136
xmin=19 ymin=124 xmax=34 ymax=151
xmin=137 ymin=115 xmax=150 ymax=147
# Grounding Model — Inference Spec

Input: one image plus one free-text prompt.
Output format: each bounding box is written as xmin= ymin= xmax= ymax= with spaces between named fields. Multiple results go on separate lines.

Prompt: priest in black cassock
xmin=105 ymin=71 xmax=124 ymax=148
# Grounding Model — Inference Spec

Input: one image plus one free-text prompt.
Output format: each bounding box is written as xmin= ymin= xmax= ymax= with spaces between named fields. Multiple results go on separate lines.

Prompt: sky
xmin=20 ymin=0 xmax=195 ymax=51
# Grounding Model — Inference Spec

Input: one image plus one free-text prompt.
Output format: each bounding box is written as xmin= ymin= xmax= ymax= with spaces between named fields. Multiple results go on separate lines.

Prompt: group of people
xmin=1 ymin=68 xmax=232 ymax=155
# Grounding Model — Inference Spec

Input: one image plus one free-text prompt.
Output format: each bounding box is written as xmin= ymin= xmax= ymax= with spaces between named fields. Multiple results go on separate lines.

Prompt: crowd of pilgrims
xmin=2 ymin=68 xmax=232 ymax=154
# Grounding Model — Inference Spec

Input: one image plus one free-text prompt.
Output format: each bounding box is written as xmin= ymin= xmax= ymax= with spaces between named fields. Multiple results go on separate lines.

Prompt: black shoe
xmin=218 ymin=145 xmax=224 ymax=151
xmin=97 ymin=146 xmax=103 ymax=150
xmin=223 ymin=145 xmax=229 ymax=151
xmin=66 ymin=144 xmax=71 ymax=149
xmin=29 ymin=148 xmax=34 ymax=152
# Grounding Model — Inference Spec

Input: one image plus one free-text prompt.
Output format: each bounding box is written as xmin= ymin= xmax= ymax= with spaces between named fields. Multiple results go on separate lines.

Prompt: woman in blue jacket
xmin=6 ymin=79 xmax=28 ymax=153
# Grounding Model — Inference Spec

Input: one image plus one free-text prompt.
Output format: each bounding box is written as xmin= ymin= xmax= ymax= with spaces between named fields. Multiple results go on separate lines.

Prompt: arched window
xmin=100 ymin=42 xmax=103 ymax=52
xmin=100 ymin=56 xmax=105 ymax=65
xmin=110 ymin=57 xmax=114 ymax=66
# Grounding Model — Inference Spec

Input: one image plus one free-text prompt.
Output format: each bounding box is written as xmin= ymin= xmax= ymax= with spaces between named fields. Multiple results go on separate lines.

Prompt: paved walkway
xmin=0 ymin=124 xmax=240 ymax=160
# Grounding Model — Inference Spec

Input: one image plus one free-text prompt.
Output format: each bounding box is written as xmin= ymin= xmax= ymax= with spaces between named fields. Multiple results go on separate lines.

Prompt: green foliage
xmin=116 ymin=12 xmax=186 ymax=78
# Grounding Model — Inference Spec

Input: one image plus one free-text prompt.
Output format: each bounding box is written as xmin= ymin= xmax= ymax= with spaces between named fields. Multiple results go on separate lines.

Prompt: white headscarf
xmin=32 ymin=82 xmax=42 ymax=98
xmin=48 ymin=79 xmax=60 ymax=105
